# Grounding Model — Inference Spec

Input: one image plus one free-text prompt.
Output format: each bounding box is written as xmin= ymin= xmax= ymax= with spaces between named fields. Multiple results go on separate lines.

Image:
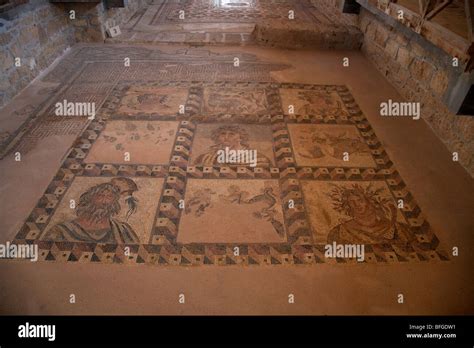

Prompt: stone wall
xmin=310 ymin=0 xmax=359 ymax=26
xmin=358 ymin=8 xmax=474 ymax=177
xmin=98 ymin=0 xmax=150 ymax=35
xmin=0 ymin=0 xmax=75 ymax=108
xmin=65 ymin=0 xmax=150 ymax=42
xmin=0 ymin=0 xmax=150 ymax=108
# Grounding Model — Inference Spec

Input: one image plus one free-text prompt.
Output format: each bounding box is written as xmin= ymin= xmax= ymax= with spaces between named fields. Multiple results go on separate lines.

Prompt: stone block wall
xmin=0 ymin=0 xmax=150 ymax=108
xmin=358 ymin=8 xmax=474 ymax=177
xmin=0 ymin=0 xmax=75 ymax=108
xmin=64 ymin=0 xmax=150 ymax=42
xmin=310 ymin=0 xmax=359 ymax=26
xmin=98 ymin=0 xmax=150 ymax=34
xmin=64 ymin=2 xmax=105 ymax=43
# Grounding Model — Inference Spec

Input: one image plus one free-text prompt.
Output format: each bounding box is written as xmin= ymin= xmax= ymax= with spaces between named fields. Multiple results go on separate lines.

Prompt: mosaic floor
xmin=7 ymin=46 xmax=447 ymax=265
xmin=2 ymin=41 xmax=473 ymax=315
xmin=148 ymin=0 xmax=321 ymax=24
xmin=113 ymin=0 xmax=360 ymax=46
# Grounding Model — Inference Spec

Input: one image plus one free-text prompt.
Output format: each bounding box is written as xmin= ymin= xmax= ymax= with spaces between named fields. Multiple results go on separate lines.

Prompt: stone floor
xmin=0 ymin=7 xmax=473 ymax=315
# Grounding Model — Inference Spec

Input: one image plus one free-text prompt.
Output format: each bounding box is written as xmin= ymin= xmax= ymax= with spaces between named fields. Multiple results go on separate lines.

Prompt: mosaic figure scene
xmin=0 ymin=0 xmax=472 ymax=330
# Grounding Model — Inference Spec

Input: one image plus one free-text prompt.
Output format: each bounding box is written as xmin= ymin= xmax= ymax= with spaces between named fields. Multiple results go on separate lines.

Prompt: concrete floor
xmin=0 ymin=42 xmax=473 ymax=315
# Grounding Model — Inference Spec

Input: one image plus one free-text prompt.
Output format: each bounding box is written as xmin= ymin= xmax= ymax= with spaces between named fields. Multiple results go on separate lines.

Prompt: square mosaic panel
xmin=288 ymin=124 xmax=376 ymax=168
xmin=115 ymin=86 xmax=190 ymax=117
xmin=202 ymin=87 xmax=268 ymax=116
xmin=12 ymin=82 xmax=448 ymax=266
xmin=300 ymin=179 xmax=443 ymax=263
xmin=85 ymin=120 xmax=179 ymax=165
xmin=280 ymin=87 xmax=350 ymax=120
xmin=302 ymin=180 xmax=411 ymax=245
xmin=189 ymin=123 xmax=276 ymax=167
xmin=40 ymin=176 xmax=164 ymax=244
xmin=178 ymin=179 xmax=286 ymax=244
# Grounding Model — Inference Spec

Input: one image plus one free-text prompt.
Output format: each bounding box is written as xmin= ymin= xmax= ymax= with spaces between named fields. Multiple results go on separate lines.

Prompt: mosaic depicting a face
xmin=347 ymin=193 xmax=371 ymax=217
xmin=332 ymin=185 xmax=381 ymax=220
xmin=75 ymin=183 xmax=122 ymax=222
xmin=211 ymin=126 xmax=249 ymax=148
xmin=217 ymin=129 xmax=241 ymax=147
xmin=92 ymin=187 xmax=117 ymax=207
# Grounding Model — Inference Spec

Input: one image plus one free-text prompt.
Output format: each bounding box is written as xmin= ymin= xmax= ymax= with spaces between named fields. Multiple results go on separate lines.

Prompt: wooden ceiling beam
xmin=418 ymin=0 xmax=426 ymax=14
xmin=425 ymin=0 xmax=453 ymax=20
xmin=466 ymin=0 xmax=473 ymax=43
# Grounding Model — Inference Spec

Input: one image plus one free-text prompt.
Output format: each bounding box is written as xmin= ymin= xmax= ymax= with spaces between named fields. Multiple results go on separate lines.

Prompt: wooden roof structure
xmin=358 ymin=0 xmax=474 ymax=71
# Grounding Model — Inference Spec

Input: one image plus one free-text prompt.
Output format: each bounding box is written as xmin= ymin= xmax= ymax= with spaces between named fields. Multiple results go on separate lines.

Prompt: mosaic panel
xmin=202 ymin=87 xmax=268 ymax=116
xmin=189 ymin=123 xmax=276 ymax=167
xmin=85 ymin=120 xmax=179 ymax=165
xmin=280 ymin=87 xmax=351 ymax=120
xmin=178 ymin=179 xmax=286 ymax=244
xmin=41 ymin=176 xmax=164 ymax=245
xmin=12 ymin=82 xmax=448 ymax=266
xmin=288 ymin=124 xmax=376 ymax=168
xmin=117 ymin=86 xmax=190 ymax=117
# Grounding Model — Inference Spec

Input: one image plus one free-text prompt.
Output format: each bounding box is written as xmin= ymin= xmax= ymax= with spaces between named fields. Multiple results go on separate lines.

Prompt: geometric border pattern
xmin=12 ymin=82 xmax=449 ymax=265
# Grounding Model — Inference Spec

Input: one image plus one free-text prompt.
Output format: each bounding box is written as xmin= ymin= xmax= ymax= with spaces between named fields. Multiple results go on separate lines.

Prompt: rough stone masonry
xmin=358 ymin=6 xmax=474 ymax=177
xmin=0 ymin=0 xmax=151 ymax=109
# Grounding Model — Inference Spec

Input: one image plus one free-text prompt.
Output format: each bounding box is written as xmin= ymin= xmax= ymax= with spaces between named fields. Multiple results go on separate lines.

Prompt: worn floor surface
xmin=0 ymin=16 xmax=472 ymax=315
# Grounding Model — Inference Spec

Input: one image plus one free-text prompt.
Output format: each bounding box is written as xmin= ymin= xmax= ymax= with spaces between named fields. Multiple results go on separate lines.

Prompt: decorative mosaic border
xmin=11 ymin=82 xmax=449 ymax=265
